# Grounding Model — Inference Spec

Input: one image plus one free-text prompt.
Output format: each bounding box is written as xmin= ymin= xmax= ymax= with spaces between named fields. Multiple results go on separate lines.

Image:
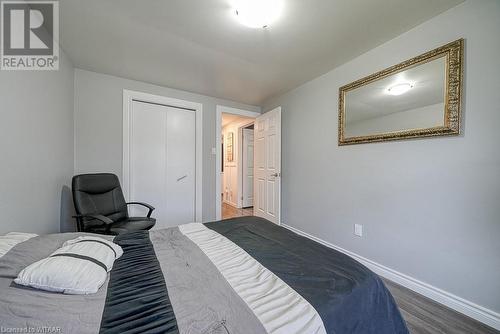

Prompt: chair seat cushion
xmin=108 ymin=217 xmax=156 ymax=235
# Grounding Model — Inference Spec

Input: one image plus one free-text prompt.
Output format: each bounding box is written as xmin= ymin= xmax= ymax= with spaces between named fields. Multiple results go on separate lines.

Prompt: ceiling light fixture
xmin=233 ymin=0 xmax=283 ymax=29
xmin=387 ymin=83 xmax=414 ymax=96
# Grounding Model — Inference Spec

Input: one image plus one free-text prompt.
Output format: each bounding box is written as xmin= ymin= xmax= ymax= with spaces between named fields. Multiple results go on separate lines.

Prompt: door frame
xmin=240 ymin=124 xmax=255 ymax=208
xmin=123 ymin=89 xmax=203 ymax=222
xmin=216 ymin=105 xmax=260 ymax=220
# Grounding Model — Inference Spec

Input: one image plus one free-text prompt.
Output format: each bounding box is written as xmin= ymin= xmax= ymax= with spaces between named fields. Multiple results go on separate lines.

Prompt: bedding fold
xmin=179 ymin=222 xmax=327 ymax=334
xmin=205 ymin=216 xmax=409 ymax=334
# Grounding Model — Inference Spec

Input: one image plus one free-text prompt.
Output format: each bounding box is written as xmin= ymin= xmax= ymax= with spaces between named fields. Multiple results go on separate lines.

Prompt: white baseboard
xmin=282 ymin=223 xmax=500 ymax=331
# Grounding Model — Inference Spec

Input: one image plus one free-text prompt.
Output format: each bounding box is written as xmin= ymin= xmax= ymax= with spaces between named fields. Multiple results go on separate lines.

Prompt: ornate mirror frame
xmin=338 ymin=39 xmax=464 ymax=145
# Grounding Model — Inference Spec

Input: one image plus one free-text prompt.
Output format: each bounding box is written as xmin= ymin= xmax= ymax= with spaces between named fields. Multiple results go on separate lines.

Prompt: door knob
xmin=270 ymin=172 xmax=281 ymax=177
xmin=177 ymin=175 xmax=188 ymax=182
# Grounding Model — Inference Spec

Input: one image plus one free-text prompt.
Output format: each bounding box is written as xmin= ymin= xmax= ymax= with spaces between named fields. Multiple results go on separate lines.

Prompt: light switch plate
xmin=354 ymin=224 xmax=363 ymax=237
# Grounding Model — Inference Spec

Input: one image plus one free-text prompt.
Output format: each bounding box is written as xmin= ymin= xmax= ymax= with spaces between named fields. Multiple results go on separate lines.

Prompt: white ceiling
xmin=346 ymin=56 xmax=446 ymax=123
xmin=221 ymin=113 xmax=254 ymax=127
xmin=59 ymin=0 xmax=463 ymax=106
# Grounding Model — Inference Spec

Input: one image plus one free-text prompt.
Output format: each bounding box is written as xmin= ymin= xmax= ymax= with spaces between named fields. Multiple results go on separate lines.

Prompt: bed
xmin=0 ymin=216 xmax=409 ymax=334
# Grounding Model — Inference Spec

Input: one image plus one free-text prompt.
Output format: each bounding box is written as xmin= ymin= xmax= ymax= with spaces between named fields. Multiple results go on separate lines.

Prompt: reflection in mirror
xmin=345 ymin=56 xmax=446 ymax=138
xmin=338 ymin=39 xmax=463 ymax=145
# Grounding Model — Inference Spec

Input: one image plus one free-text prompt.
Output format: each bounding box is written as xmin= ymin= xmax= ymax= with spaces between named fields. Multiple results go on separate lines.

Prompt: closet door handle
xmin=177 ymin=175 xmax=188 ymax=182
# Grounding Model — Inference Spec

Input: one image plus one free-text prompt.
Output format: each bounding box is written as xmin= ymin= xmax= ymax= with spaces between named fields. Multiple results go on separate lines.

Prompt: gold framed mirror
xmin=338 ymin=39 xmax=463 ymax=145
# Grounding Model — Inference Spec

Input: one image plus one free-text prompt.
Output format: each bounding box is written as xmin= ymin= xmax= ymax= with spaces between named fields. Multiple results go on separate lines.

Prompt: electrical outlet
xmin=354 ymin=224 xmax=363 ymax=237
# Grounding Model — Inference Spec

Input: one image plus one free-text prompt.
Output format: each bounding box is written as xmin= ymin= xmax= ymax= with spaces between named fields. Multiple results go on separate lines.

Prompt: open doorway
xmin=221 ymin=114 xmax=255 ymax=219
xmin=216 ymin=106 xmax=261 ymax=220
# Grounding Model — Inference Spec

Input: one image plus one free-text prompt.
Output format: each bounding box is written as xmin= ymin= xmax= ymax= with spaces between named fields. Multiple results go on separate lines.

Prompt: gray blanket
xmin=151 ymin=227 xmax=266 ymax=334
xmin=0 ymin=220 xmax=408 ymax=334
xmin=0 ymin=229 xmax=266 ymax=334
xmin=0 ymin=233 xmax=113 ymax=333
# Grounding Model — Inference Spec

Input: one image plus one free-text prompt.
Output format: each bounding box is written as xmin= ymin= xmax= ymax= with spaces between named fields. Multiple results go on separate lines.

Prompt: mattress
xmin=0 ymin=216 xmax=408 ymax=334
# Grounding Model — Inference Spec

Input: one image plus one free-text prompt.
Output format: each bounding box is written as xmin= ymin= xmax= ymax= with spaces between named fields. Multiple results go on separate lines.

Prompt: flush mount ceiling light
xmin=233 ymin=0 xmax=283 ymax=29
xmin=386 ymin=83 xmax=414 ymax=96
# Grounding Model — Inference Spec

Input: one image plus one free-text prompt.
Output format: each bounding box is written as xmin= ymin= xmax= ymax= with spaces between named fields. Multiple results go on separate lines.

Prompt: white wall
xmin=263 ymin=0 xmax=500 ymax=316
xmin=0 ymin=51 xmax=75 ymax=234
xmin=74 ymin=69 xmax=260 ymax=221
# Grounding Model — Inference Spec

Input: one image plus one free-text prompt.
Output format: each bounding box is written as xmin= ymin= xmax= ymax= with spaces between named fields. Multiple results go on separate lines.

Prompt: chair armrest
xmin=73 ymin=214 xmax=114 ymax=225
xmin=126 ymin=202 xmax=155 ymax=218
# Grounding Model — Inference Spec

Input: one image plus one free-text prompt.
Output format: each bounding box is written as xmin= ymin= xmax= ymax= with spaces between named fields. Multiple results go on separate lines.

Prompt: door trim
xmin=123 ymin=89 xmax=203 ymax=222
xmin=240 ymin=125 xmax=255 ymax=208
xmin=216 ymin=105 xmax=260 ymax=220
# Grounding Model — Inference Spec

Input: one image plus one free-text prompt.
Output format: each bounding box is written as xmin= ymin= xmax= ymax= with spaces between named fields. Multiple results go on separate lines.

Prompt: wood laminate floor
xmin=221 ymin=202 xmax=498 ymax=334
xmin=222 ymin=202 xmax=254 ymax=219
xmin=383 ymin=278 xmax=499 ymax=334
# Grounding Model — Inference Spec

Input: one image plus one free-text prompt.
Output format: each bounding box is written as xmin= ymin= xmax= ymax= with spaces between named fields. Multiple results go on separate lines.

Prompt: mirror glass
xmin=344 ymin=56 xmax=446 ymax=138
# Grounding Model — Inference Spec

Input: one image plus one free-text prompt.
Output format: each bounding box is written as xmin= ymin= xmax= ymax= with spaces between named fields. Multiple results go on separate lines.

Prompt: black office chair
xmin=72 ymin=173 xmax=156 ymax=235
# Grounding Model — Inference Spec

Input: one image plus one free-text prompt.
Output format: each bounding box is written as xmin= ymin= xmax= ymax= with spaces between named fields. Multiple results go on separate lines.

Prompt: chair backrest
xmin=72 ymin=174 xmax=128 ymax=229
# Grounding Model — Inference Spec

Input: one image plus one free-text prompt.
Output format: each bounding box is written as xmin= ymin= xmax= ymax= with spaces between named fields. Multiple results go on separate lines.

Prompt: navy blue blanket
xmin=100 ymin=231 xmax=179 ymax=334
xmin=206 ymin=216 xmax=409 ymax=334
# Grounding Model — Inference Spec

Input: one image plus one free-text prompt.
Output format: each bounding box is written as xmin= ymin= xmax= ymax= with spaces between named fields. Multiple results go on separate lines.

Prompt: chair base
xmin=84 ymin=217 xmax=156 ymax=235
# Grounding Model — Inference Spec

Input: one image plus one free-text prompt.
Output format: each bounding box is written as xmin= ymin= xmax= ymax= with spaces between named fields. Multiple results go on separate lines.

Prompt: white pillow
xmin=0 ymin=232 xmax=38 ymax=258
xmin=14 ymin=236 xmax=123 ymax=295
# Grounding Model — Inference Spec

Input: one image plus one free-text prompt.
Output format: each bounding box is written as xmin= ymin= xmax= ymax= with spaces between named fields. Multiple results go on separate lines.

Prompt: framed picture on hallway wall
xmin=227 ymin=132 xmax=234 ymax=162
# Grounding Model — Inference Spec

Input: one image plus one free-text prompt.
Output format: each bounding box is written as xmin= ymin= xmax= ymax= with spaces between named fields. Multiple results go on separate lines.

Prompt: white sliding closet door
xmin=129 ymin=100 xmax=195 ymax=229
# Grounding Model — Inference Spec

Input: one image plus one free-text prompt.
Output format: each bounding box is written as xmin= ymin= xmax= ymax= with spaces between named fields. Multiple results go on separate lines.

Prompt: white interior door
xmin=129 ymin=100 xmax=195 ymax=229
xmin=254 ymin=107 xmax=281 ymax=224
xmin=242 ymin=128 xmax=254 ymax=208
